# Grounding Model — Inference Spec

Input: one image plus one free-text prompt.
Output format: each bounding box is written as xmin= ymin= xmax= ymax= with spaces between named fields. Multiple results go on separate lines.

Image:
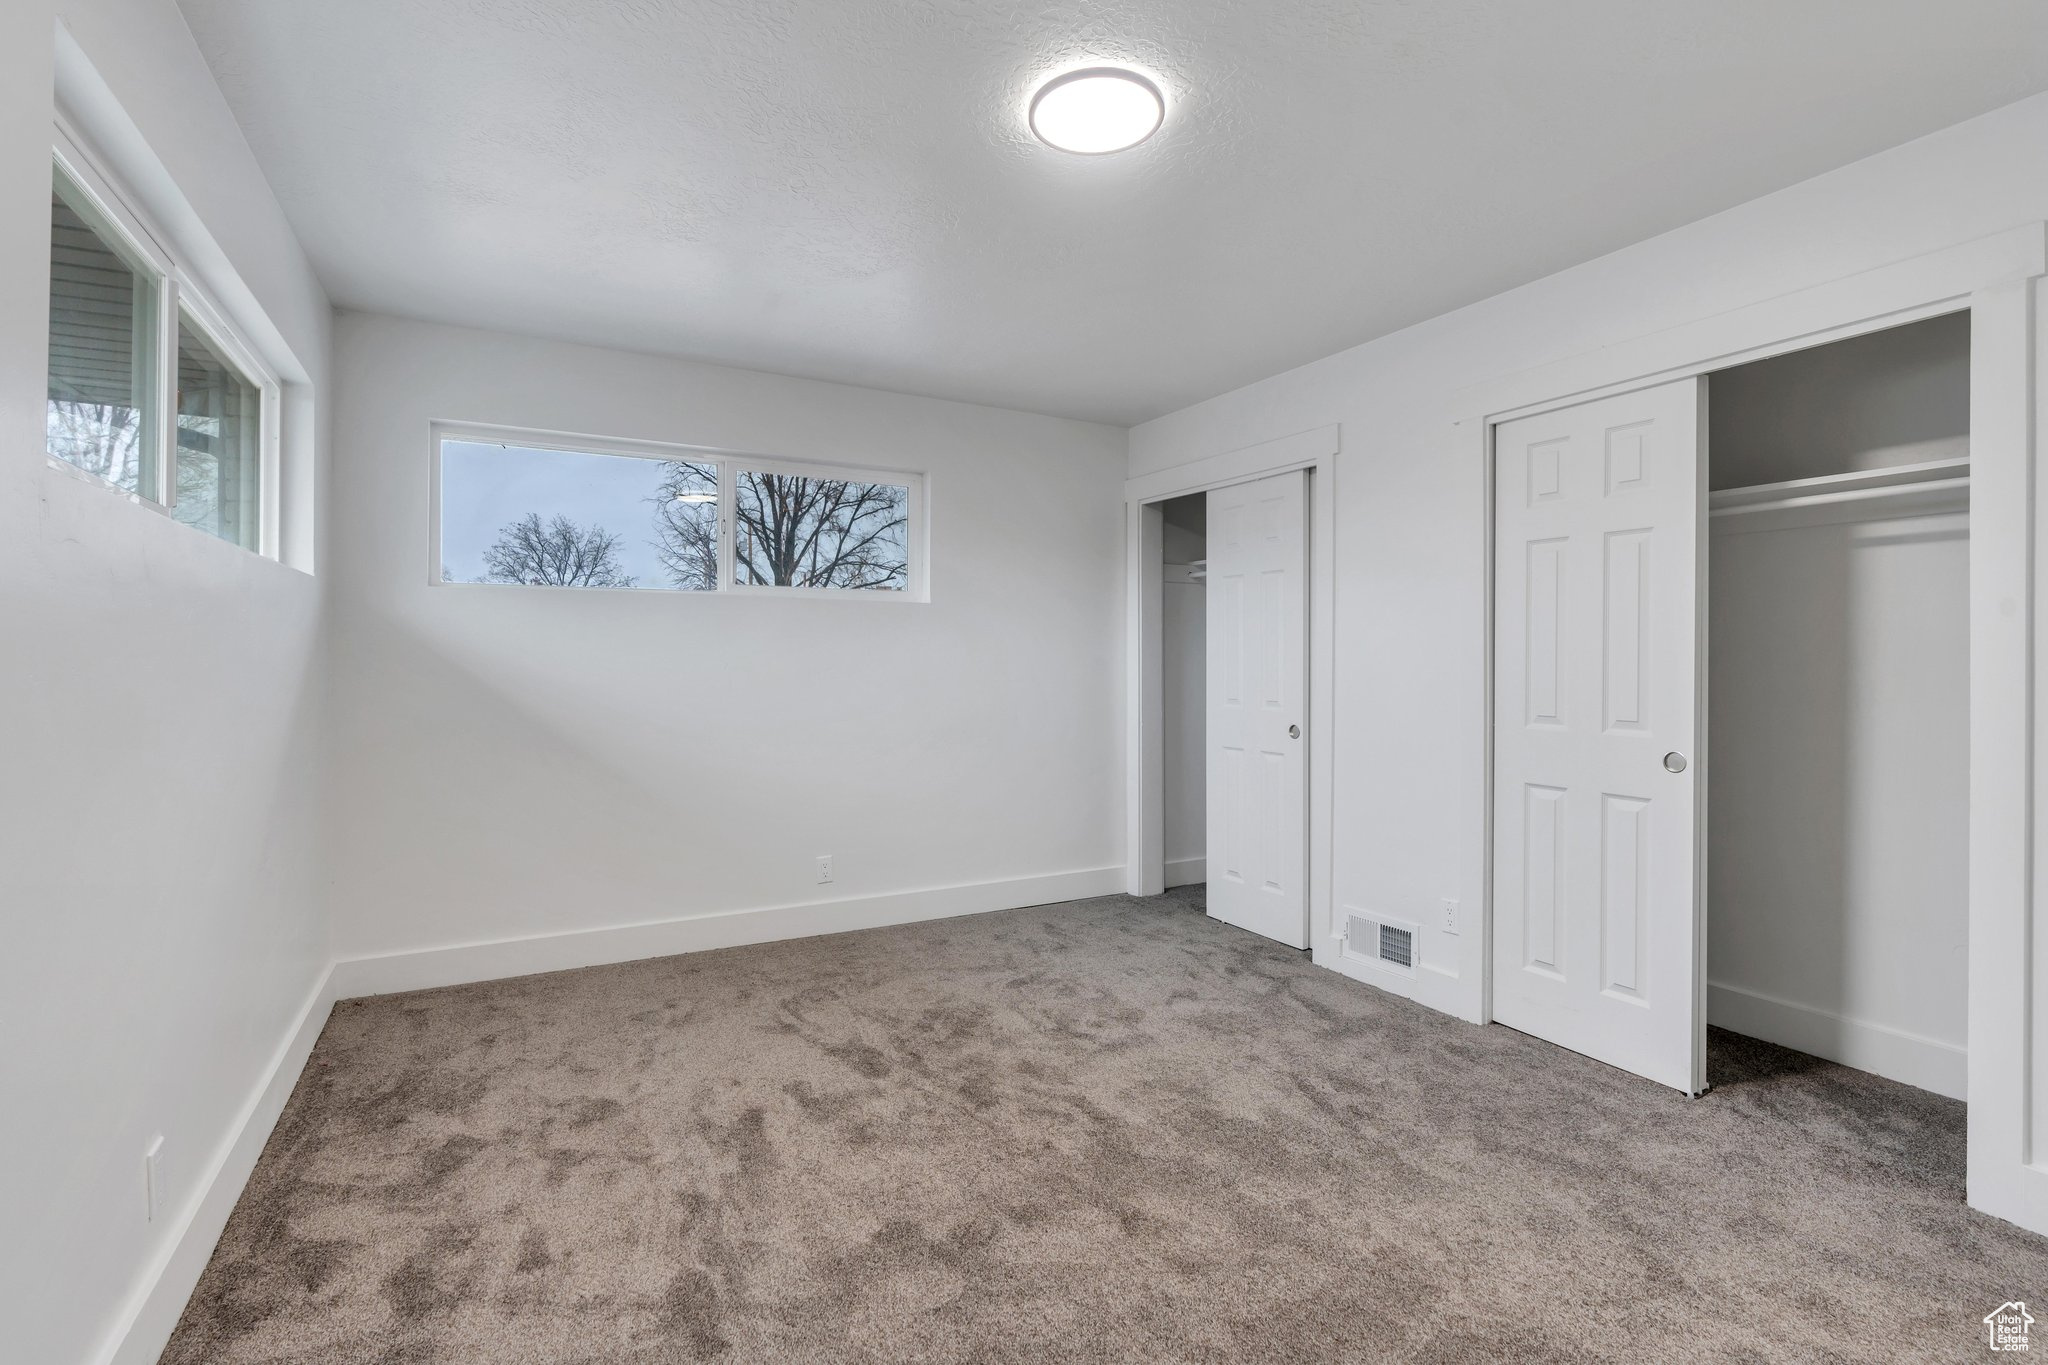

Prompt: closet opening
xmin=1160 ymin=492 xmax=1207 ymax=893
xmin=1704 ymin=309 xmax=1970 ymax=1099
xmin=1128 ymin=461 xmax=1319 ymax=951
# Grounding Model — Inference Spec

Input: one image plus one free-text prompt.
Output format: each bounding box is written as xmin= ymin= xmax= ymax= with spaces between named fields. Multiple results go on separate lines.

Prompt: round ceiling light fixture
xmin=1028 ymin=66 xmax=1165 ymax=155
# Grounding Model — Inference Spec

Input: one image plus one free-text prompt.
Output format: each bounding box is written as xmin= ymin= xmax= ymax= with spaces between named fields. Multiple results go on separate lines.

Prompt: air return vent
xmin=1378 ymin=922 xmax=1414 ymax=969
xmin=1339 ymin=909 xmax=1420 ymax=977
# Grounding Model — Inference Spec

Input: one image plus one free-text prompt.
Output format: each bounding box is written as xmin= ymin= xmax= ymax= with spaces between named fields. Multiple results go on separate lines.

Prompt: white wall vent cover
xmin=1339 ymin=909 xmax=1419 ymax=978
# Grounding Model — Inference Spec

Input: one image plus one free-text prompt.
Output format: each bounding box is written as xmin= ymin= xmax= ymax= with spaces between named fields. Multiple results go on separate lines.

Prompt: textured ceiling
xmin=179 ymin=0 xmax=2048 ymax=425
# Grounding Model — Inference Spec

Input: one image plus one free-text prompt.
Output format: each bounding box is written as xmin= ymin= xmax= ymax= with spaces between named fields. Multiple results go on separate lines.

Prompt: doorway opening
xmin=1130 ymin=462 xmax=1322 ymax=952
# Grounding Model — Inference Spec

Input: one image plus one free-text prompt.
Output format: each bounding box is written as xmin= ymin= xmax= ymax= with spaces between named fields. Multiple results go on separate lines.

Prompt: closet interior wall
xmin=1706 ymin=311 xmax=1971 ymax=1099
xmin=1162 ymin=493 xmax=1207 ymax=886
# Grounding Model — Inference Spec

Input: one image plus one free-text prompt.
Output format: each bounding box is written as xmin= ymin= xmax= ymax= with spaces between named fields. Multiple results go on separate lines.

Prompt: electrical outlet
xmin=1441 ymin=898 xmax=1460 ymax=935
xmin=816 ymin=855 xmax=833 ymax=884
xmin=144 ymin=1134 xmax=164 ymax=1222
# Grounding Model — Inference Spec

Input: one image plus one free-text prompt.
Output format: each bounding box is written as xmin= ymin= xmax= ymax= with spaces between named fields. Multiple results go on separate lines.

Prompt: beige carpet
xmin=163 ymin=886 xmax=2043 ymax=1363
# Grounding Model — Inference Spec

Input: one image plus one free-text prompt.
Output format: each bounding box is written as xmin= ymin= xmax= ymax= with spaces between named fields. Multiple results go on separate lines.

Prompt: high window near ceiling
xmin=46 ymin=124 xmax=278 ymax=555
xmin=434 ymin=427 xmax=925 ymax=598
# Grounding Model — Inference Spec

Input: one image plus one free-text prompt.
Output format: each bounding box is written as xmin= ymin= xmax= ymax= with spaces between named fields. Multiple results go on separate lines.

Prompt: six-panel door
xmin=1491 ymin=378 xmax=1704 ymax=1094
xmin=1207 ymin=470 xmax=1310 ymax=949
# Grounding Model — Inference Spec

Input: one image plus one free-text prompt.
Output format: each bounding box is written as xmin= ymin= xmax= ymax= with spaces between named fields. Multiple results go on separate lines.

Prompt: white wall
xmin=0 ymin=4 xmax=331 ymax=1365
xmin=327 ymin=313 xmax=1126 ymax=964
xmin=1709 ymin=508 xmax=1968 ymax=1094
xmin=1128 ymin=92 xmax=2048 ymax=1027
xmin=1161 ymin=502 xmax=1205 ymax=878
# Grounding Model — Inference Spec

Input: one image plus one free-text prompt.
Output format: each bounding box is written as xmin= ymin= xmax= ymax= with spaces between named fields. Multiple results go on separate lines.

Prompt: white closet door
xmin=1492 ymin=378 xmax=1705 ymax=1094
xmin=1207 ymin=470 xmax=1309 ymax=948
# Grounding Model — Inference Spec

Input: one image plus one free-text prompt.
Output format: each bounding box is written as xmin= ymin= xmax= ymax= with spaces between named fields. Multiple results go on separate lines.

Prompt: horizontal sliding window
xmin=436 ymin=430 xmax=925 ymax=598
xmin=45 ymin=128 xmax=282 ymax=557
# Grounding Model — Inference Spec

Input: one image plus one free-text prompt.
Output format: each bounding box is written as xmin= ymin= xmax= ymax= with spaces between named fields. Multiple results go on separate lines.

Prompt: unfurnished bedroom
xmin=8 ymin=2 xmax=2048 ymax=1362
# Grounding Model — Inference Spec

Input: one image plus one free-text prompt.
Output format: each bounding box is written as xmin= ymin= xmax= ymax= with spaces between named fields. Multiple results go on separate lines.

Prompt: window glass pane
xmin=440 ymin=440 xmax=718 ymax=590
xmin=650 ymin=459 xmax=721 ymax=590
xmin=47 ymin=163 xmax=160 ymax=499
xmin=733 ymin=468 xmax=910 ymax=590
xmin=174 ymin=311 xmax=263 ymax=549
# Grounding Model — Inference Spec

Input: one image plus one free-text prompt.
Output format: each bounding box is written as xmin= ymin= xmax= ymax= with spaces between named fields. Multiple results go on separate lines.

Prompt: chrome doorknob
xmin=1288 ymin=724 xmax=1300 ymax=739
xmin=1663 ymin=751 xmax=1688 ymax=773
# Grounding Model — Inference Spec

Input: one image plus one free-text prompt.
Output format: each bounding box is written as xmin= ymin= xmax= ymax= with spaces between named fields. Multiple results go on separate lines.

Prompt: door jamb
xmin=1123 ymin=426 xmax=1338 ymax=958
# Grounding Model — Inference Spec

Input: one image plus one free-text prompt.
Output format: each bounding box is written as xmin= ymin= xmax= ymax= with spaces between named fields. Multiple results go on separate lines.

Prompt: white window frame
xmin=49 ymin=116 xmax=283 ymax=559
xmin=430 ymin=422 xmax=930 ymax=601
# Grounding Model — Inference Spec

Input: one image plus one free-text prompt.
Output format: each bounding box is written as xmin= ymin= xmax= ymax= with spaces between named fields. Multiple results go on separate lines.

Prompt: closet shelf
xmin=1709 ymin=456 xmax=1968 ymax=532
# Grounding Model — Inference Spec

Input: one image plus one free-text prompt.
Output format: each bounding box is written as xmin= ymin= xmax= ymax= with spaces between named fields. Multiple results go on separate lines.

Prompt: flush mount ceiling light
xmin=1028 ymin=67 xmax=1165 ymax=155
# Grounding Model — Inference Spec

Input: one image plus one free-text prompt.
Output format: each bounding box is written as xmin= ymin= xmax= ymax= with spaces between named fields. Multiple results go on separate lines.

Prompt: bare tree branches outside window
xmin=47 ymin=401 xmax=146 ymax=494
xmin=732 ymin=470 xmax=908 ymax=590
xmin=442 ymin=439 xmax=917 ymax=593
xmin=652 ymin=463 xmax=908 ymax=591
xmin=649 ymin=460 xmax=721 ymax=591
xmin=482 ymin=512 xmax=636 ymax=587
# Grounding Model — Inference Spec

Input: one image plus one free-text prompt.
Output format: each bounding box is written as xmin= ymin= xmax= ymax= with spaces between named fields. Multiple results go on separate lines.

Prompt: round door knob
xmin=1663 ymin=751 xmax=1688 ymax=773
xmin=1288 ymin=724 xmax=1301 ymax=739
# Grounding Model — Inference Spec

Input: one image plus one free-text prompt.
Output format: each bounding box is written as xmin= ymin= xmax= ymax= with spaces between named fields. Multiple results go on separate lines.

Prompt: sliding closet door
xmin=1492 ymin=378 xmax=1705 ymax=1095
xmin=1207 ymin=471 xmax=1309 ymax=948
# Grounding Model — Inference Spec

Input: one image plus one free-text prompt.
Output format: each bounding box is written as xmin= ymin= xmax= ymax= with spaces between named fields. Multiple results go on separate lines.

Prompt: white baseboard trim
xmin=331 ymin=865 xmax=1127 ymax=999
xmin=1165 ymin=856 xmax=1206 ymax=888
xmin=1707 ymin=981 xmax=1966 ymax=1100
xmin=97 ymin=965 xmax=340 ymax=1365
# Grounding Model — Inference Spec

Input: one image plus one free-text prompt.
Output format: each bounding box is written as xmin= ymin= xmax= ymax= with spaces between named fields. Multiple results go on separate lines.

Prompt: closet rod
xmin=1703 ymin=454 xmax=1974 ymax=511
xmin=1710 ymin=456 xmax=1969 ymax=520
xmin=1709 ymin=477 xmax=1969 ymax=520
